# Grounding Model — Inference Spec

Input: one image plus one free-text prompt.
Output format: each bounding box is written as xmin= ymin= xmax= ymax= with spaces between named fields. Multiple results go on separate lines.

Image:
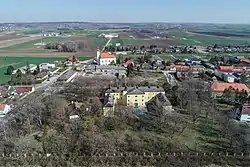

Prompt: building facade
xmin=85 ymin=65 xmax=126 ymax=77
xmin=0 ymin=104 xmax=11 ymax=118
xmin=240 ymin=104 xmax=250 ymax=122
xmin=105 ymin=86 xmax=165 ymax=107
xmin=99 ymin=52 xmax=116 ymax=66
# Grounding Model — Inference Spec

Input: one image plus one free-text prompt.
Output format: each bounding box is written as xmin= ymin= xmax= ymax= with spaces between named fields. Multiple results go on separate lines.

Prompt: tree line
xmin=45 ymin=41 xmax=87 ymax=52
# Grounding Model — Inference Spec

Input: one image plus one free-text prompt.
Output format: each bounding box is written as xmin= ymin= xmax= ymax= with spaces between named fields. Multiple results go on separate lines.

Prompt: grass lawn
xmin=91 ymin=38 xmax=109 ymax=48
xmin=111 ymin=38 xmax=144 ymax=45
xmin=22 ymin=29 xmax=44 ymax=35
xmin=0 ymin=56 xmax=91 ymax=84
xmin=175 ymin=115 xmax=229 ymax=152
xmin=159 ymin=53 xmax=200 ymax=61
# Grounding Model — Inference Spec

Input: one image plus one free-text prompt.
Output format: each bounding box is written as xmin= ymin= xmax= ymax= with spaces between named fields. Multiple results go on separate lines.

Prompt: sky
xmin=0 ymin=0 xmax=249 ymax=24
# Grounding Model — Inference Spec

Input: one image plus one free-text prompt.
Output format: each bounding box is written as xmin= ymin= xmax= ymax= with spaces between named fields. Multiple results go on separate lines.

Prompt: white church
xmin=96 ymin=50 xmax=116 ymax=66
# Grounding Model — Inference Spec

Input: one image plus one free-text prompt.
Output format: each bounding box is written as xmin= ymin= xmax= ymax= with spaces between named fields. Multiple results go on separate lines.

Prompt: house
xmin=66 ymin=56 xmax=78 ymax=63
xmin=99 ymin=52 xmax=116 ymax=66
xmin=12 ymin=64 xmax=37 ymax=74
xmin=239 ymin=104 xmax=250 ymax=122
xmin=169 ymin=65 xmax=190 ymax=72
xmin=85 ymin=65 xmax=126 ymax=77
xmin=0 ymin=104 xmax=11 ymax=118
xmin=202 ymin=62 xmax=215 ymax=69
xmin=240 ymin=59 xmax=250 ymax=64
xmin=105 ymin=86 xmax=165 ymax=108
xmin=211 ymin=82 xmax=250 ymax=98
xmin=14 ymin=86 xmax=34 ymax=95
xmin=146 ymin=93 xmax=173 ymax=116
xmin=39 ymin=63 xmax=56 ymax=71
xmin=214 ymin=70 xmax=235 ymax=83
xmin=57 ymin=70 xmax=77 ymax=83
xmin=103 ymin=95 xmax=115 ymax=117
xmin=219 ymin=66 xmax=244 ymax=73
xmin=123 ymin=60 xmax=134 ymax=67
xmin=184 ymin=58 xmax=201 ymax=65
xmin=0 ymin=85 xmax=9 ymax=98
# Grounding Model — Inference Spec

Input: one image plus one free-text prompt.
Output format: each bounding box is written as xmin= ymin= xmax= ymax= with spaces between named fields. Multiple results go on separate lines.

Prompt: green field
xmin=0 ymin=56 xmax=91 ymax=84
xmin=111 ymin=38 xmax=144 ymax=45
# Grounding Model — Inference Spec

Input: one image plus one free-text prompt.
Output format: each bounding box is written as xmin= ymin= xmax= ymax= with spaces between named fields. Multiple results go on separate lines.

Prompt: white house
xmin=0 ymin=104 xmax=11 ymax=118
xmin=99 ymin=52 xmax=116 ymax=66
xmin=39 ymin=63 xmax=56 ymax=71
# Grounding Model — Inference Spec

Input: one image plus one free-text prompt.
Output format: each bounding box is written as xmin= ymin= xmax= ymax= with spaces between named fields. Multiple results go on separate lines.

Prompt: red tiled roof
xmin=211 ymin=82 xmax=250 ymax=93
xmin=124 ymin=60 xmax=134 ymax=66
xmin=100 ymin=52 xmax=116 ymax=59
xmin=0 ymin=104 xmax=6 ymax=111
xmin=67 ymin=57 xmax=78 ymax=62
xmin=219 ymin=66 xmax=244 ymax=73
xmin=15 ymin=86 xmax=33 ymax=94
xmin=241 ymin=59 xmax=250 ymax=64
xmin=171 ymin=65 xmax=190 ymax=72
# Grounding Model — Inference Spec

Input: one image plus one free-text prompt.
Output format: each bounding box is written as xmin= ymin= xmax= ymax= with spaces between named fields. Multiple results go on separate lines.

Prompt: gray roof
xmin=86 ymin=65 xmax=126 ymax=71
xmin=58 ymin=70 xmax=76 ymax=81
xmin=127 ymin=87 xmax=144 ymax=95
xmin=104 ymin=95 xmax=114 ymax=107
xmin=106 ymin=86 xmax=164 ymax=94
xmin=155 ymin=93 xmax=171 ymax=106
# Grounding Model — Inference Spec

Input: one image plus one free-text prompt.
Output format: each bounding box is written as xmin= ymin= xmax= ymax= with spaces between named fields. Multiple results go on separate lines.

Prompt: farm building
xmin=39 ymin=63 xmax=56 ymax=71
xmin=98 ymin=33 xmax=118 ymax=38
xmin=13 ymin=86 xmax=35 ymax=96
xmin=12 ymin=64 xmax=37 ymax=75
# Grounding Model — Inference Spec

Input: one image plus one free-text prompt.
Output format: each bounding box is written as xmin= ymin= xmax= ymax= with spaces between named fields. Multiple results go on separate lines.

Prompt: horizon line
xmin=0 ymin=21 xmax=249 ymax=25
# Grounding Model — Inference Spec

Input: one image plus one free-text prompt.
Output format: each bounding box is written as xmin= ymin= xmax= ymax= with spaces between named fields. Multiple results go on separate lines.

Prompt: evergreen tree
xmin=26 ymin=62 xmax=30 ymax=74
xmin=6 ymin=65 xmax=15 ymax=75
xmin=116 ymin=58 xmax=121 ymax=65
xmin=36 ymin=65 xmax=40 ymax=74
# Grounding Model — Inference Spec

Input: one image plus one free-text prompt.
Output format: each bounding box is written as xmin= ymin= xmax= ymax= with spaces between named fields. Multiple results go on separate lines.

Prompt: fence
xmin=1 ymin=151 xmax=250 ymax=158
xmin=1 ymin=151 xmax=250 ymax=166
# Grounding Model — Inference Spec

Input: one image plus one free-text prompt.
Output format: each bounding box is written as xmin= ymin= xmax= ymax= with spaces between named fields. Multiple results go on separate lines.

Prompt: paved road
xmin=102 ymin=38 xmax=112 ymax=51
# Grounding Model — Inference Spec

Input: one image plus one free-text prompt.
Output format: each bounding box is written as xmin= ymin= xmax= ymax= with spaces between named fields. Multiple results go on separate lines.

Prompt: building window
xmin=128 ymin=96 xmax=130 ymax=98
xmin=142 ymin=99 xmax=144 ymax=101
xmin=135 ymin=99 xmax=137 ymax=102
xmin=135 ymin=95 xmax=137 ymax=97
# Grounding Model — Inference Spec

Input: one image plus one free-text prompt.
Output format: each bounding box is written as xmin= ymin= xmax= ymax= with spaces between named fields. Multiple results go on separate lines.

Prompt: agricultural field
xmin=0 ymin=37 xmax=69 ymax=51
xmin=0 ymin=56 xmax=91 ymax=84
xmin=189 ymin=24 xmax=250 ymax=38
xmin=168 ymin=29 xmax=250 ymax=46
